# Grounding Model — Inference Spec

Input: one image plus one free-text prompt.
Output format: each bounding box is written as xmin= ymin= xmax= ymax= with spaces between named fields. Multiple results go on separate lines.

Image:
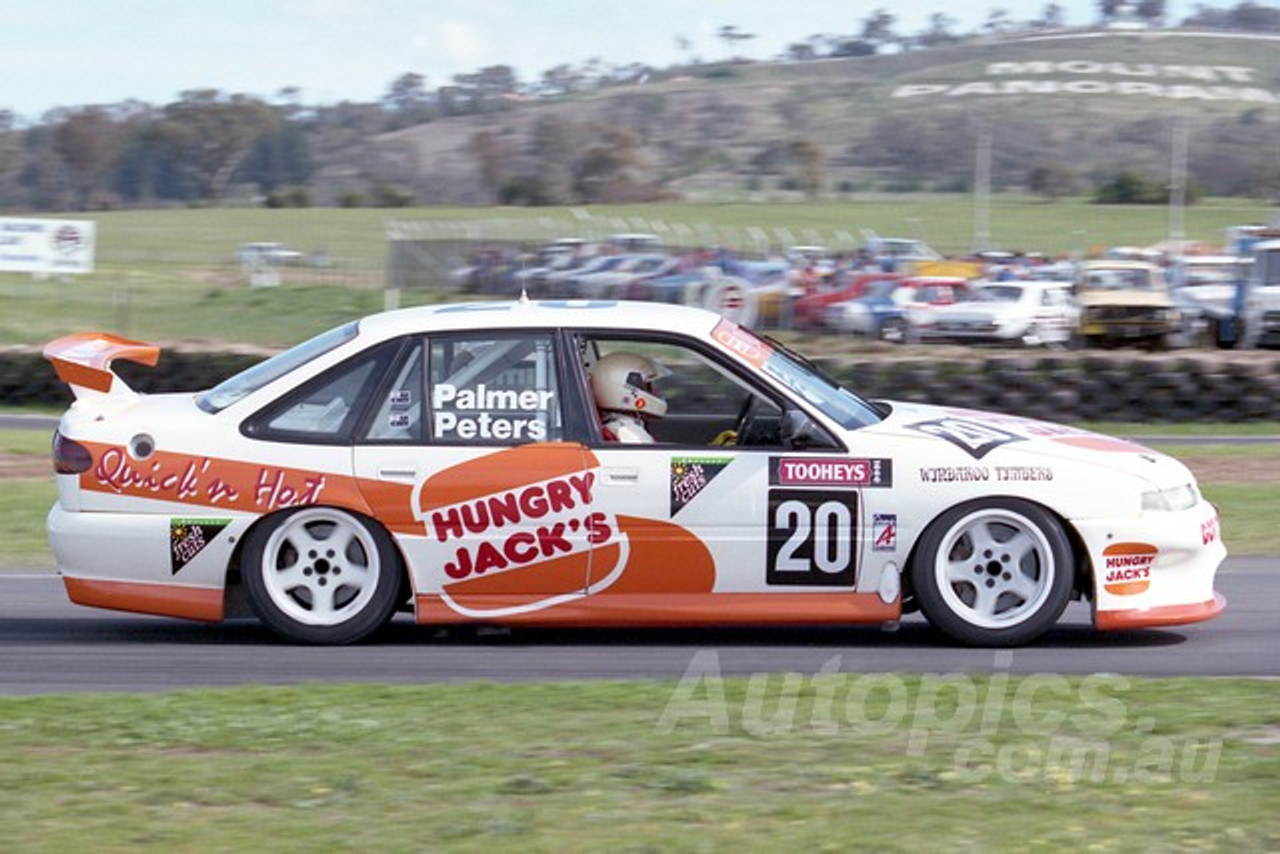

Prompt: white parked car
xmin=917 ymin=280 xmax=1080 ymax=347
xmin=236 ymin=242 xmax=304 ymax=267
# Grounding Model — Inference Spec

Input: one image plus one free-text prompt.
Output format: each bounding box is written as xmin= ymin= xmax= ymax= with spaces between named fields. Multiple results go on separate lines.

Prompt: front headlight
xmin=1141 ymin=483 xmax=1199 ymax=512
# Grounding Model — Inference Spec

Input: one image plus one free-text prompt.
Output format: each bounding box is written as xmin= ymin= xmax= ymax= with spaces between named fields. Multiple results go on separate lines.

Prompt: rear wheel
xmin=910 ymin=499 xmax=1073 ymax=646
xmin=242 ymin=507 xmax=402 ymax=644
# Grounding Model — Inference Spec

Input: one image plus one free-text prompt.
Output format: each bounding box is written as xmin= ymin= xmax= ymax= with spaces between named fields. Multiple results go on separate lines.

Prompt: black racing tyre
xmin=910 ymin=498 xmax=1074 ymax=647
xmin=242 ymin=506 xmax=403 ymax=644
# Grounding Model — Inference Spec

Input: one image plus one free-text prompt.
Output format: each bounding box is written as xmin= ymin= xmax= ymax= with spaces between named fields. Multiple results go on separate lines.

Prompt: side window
xmin=580 ymin=336 xmax=785 ymax=447
xmin=362 ymin=340 xmax=425 ymax=443
xmin=427 ymin=334 xmax=562 ymax=444
xmin=247 ymin=341 xmax=398 ymax=443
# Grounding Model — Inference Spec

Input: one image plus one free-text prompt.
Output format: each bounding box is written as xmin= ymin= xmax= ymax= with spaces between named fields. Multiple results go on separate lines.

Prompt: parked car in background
xmin=574 ymin=254 xmax=679 ymax=300
xmin=1240 ymin=237 xmax=1280 ymax=349
xmin=824 ymin=278 xmax=912 ymax=341
xmin=1167 ymin=254 xmax=1250 ymax=348
xmin=1073 ymin=260 xmax=1179 ymax=349
xmin=862 ymin=231 xmax=942 ymax=270
xmin=511 ymin=238 xmax=589 ymax=293
xmin=917 ymin=280 xmax=1080 ymax=348
xmin=237 ymin=242 xmax=304 ymax=267
xmin=898 ymin=276 xmax=977 ymax=340
xmin=791 ymin=272 xmax=900 ymax=330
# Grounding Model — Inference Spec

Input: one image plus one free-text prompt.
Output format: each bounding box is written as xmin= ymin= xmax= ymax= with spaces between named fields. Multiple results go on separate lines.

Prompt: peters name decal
xmin=432 ymin=383 xmax=553 ymax=441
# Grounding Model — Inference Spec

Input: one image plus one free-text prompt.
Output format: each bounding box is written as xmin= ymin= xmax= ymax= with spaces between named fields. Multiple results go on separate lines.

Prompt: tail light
xmin=52 ymin=431 xmax=93 ymax=474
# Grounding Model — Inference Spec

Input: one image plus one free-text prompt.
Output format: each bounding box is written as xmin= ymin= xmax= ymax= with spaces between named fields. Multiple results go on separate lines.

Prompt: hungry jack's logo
xmin=412 ymin=444 xmax=627 ymax=616
xmin=1102 ymin=542 xmax=1158 ymax=596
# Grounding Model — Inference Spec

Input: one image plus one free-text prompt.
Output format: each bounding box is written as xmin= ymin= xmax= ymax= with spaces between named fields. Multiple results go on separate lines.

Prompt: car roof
xmin=356 ymin=298 xmax=725 ymax=341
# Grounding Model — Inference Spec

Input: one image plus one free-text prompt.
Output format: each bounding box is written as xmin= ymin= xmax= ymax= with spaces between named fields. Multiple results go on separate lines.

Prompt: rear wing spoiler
xmin=43 ymin=332 xmax=160 ymax=399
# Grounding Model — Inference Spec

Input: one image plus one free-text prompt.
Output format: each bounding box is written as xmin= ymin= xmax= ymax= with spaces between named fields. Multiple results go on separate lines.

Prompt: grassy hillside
xmin=372 ymin=31 xmax=1280 ymax=203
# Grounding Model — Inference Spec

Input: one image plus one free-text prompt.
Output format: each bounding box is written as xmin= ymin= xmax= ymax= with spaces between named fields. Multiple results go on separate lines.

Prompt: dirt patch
xmin=1180 ymin=455 xmax=1280 ymax=486
xmin=0 ymin=453 xmax=50 ymax=479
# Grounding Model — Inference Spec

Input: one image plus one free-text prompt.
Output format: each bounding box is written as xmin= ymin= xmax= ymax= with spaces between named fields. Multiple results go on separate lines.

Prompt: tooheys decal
xmin=769 ymin=457 xmax=893 ymax=487
xmin=169 ymin=518 xmax=231 ymax=574
xmin=670 ymin=457 xmax=731 ymax=515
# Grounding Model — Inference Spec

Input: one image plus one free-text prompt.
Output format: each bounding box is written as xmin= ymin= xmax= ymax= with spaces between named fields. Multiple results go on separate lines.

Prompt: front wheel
xmin=910 ymin=499 xmax=1074 ymax=646
xmin=242 ymin=507 xmax=403 ymax=644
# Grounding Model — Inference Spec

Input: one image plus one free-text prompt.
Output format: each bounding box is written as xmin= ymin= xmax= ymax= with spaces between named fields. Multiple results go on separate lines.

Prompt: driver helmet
xmin=590 ymin=352 xmax=669 ymax=418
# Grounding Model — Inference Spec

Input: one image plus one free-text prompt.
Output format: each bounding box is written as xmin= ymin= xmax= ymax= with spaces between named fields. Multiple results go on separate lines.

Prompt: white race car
xmin=44 ymin=299 xmax=1225 ymax=645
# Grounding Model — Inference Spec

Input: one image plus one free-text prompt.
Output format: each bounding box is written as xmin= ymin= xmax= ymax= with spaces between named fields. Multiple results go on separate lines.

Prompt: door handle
xmin=377 ymin=467 xmax=419 ymax=481
xmin=602 ymin=467 xmax=640 ymax=484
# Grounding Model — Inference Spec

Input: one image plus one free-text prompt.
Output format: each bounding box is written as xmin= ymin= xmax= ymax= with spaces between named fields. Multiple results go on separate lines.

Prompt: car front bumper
xmin=1073 ymin=501 xmax=1226 ymax=631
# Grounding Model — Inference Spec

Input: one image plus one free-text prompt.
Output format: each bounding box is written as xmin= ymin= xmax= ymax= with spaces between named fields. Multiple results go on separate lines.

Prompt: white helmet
xmin=590 ymin=352 xmax=668 ymax=418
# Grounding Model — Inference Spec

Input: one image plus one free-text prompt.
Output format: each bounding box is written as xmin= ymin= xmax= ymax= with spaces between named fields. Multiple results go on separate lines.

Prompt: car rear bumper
xmin=48 ymin=502 xmax=245 ymax=621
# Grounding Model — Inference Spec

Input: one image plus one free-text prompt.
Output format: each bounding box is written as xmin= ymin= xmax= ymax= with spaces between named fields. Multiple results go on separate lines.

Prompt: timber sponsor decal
xmin=169 ymin=518 xmax=231 ymax=574
xmin=1102 ymin=542 xmax=1158 ymax=596
xmin=919 ymin=465 xmax=1054 ymax=483
xmin=83 ymin=442 xmax=363 ymax=513
xmin=892 ymin=59 xmax=1279 ymax=104
xmin=770 ymin=457 xmax=893 ymax=488
xmin=412 ymin=444 xmax=627 ymax=615
xmin=671 ymin=457 xmax=732 ymax=516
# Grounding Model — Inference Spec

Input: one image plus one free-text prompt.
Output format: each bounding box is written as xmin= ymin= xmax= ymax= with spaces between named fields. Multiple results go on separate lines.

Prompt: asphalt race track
xmin=0 ymin=559 xmax=1273 ymax=695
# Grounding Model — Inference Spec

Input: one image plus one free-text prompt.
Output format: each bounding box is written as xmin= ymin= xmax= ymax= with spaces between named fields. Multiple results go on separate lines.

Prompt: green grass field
xmin=0 ymin=678 xmax=1275 ymax=852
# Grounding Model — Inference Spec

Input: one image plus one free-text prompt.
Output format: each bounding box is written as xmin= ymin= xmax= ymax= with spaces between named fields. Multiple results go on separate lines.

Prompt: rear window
xmin=197 ymin=321 xmax=358 ymax=413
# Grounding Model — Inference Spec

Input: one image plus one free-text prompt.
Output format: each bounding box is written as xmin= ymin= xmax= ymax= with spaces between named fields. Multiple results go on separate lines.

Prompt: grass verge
xmin=0 ymin=478 xmax=54 ymax=569
xmin=0 ymin=678 xmax=1275 ymax=852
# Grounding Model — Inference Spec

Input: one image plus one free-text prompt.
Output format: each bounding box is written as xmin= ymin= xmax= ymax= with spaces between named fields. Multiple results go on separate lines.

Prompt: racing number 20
xmin=766 ymin=489 xmax=858 ymax=587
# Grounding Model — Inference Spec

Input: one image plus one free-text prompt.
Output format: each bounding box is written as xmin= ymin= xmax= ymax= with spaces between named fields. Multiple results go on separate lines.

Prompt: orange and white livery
xmin=44 ymin=299 xmax=1225 ymax=645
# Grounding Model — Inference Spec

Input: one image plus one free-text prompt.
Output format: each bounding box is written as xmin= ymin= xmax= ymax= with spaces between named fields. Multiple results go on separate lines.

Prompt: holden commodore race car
xmin=43 ymin=299 xmax=1226 ymax=646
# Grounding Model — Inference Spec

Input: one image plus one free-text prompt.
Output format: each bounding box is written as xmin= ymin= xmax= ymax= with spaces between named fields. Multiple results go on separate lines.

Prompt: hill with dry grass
xmin=331 ymin=30 xmax=1280 ymax=205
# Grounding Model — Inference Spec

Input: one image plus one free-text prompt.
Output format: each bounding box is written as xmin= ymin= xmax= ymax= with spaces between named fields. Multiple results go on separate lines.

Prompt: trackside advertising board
xmin=0 ymin=218 xmax=96 ymax=274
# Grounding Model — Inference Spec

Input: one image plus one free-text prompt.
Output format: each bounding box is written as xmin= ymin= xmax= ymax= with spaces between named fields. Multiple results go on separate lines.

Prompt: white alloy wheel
xmin=243 ymin=507 xmax=401 ymax=644
xmin=911 ymin=499 xmax=1073 ymax=646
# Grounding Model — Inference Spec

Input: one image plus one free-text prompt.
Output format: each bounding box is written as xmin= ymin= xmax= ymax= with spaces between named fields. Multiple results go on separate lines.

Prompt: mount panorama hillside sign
xmin=892 ymin=61 xmax=1279 ymax=104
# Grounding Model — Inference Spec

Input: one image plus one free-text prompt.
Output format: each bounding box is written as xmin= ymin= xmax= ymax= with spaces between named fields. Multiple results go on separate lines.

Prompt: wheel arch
xmin=900 ymin=494 xmax=1090 ymax=605
xmin=223 ymin=503 xmax=413 ymax=617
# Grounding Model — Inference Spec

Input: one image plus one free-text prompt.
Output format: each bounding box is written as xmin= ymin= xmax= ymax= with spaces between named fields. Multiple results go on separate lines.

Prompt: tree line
xmin=1 ymin=1 xmax=1278 ymax=212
